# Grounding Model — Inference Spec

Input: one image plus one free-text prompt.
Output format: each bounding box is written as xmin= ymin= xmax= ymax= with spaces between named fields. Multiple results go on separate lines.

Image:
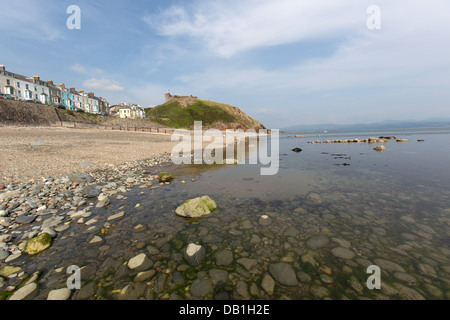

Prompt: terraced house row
xmin=0 ymin=65 xmax=110 ymax=114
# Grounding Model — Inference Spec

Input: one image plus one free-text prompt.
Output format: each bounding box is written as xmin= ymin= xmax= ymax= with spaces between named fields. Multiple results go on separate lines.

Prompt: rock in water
xmin=184 ymin=243 xmax=206 ymax=266
xmin=268 ymin=262 xmax=298 ymax=286
xmin=331 ymin=247 xmax=355 ymax=260
xmin=25 ymin=233 xmax=52 ymax=255
xmin=127 ymin=253 xmax=153 ymax=271
xmin=373 ymin=145 xmax=386 ymax=151
xmin=175 ymin=196 xmax=217 ymax=218
xmin=47 ymin=288 xmax=72 ymax=300
xmin=158 ymin=172 xmax=173 ymax=183
xmin=96 ymin=194 xmax=110 ymax=208
xmin=292 ymin=148 xmax=302 ymax=152
xmin=9 ymin=283 xmax=38 ymax=300
xmin=306 ymin=193 xmax=323 ymax=204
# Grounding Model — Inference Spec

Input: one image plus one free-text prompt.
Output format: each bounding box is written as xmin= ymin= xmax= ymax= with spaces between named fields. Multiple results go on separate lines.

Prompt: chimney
xmin=47 ymin=80 xmax=54 ymax=86
xmin=79 ymin=89 xmax=84 ymax=93
xmin=59 ymin=83 xmax=65 ymax=89
xmin=88 ymin=92 xmax=94 ymax=98
xmin=0 ymin=65 xmax=5 ymax=72
xmin=33 ymin=76 xmax=40 ymax=83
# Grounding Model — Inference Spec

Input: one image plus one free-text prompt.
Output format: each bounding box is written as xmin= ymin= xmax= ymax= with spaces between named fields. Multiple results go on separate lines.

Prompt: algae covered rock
xmin=25 ymin=233 xmax=52 ymax=255
xmin=175 ymin=196 xmax=217 ymax=218
xmin=0 ymin=266 xmax=22 ymax=277
xmin=158 ymin=172 xmax=173 ymax=183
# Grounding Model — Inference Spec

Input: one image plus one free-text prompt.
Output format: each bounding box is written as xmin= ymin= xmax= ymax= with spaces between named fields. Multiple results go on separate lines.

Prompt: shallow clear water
xmin=12 ymin=129 xmax=450 ymax=300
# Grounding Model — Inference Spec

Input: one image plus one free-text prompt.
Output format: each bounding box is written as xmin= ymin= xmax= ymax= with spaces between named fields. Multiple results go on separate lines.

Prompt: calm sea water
xmin=17 ymin=128 xmax=450 ymax=300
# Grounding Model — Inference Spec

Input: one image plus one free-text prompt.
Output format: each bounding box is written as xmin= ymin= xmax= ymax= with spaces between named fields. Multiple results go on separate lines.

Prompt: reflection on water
xmin=9 ymin=131 xmax=450 ymax=300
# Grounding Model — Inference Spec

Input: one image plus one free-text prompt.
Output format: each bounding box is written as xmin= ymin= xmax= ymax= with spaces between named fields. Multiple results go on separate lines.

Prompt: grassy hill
xmin=145 ymin=98 xmax=266 ymax=130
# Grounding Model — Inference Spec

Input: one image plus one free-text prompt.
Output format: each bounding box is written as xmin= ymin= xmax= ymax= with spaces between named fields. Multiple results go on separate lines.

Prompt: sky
xmin=1 ymin=0 xmax=449 ymax=128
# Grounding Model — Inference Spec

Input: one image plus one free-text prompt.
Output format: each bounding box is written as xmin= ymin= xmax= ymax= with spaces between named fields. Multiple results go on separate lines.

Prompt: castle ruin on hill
xmin=165 ymin=92 xmax=198 ymax=103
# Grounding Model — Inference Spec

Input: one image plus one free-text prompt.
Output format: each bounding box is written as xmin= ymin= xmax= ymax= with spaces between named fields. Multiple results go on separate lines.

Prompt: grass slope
xmin=145 ymin=99 xmax=264 ymax=130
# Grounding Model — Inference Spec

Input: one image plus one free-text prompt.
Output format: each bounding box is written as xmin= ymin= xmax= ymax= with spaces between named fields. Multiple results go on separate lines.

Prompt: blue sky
xmin=1 ymin=0 xmax=449 ymax=128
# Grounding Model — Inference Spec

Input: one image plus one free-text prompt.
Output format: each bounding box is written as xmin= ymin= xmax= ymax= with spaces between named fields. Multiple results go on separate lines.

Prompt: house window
xmin=6 ymin=79 xmax=10 ymax=85
xmin=26 ymin=84 xmax=29 ymax=90
xmin=18 ymin=90 xmax=21 ymax=97
xmin=17 ymin=82 xmax=20 ymax=88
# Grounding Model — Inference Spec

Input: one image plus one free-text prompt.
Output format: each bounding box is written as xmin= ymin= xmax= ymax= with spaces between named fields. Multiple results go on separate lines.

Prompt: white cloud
xmin=82 ymin=78 xmax=124 ymax=92
xmin=70 ymin=63 xmax=88 ymax=74
xmin=147 ymin=0 xmax=365 ymax=58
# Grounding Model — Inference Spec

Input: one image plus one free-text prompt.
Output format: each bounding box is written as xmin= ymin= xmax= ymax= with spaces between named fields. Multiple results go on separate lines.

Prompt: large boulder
xmin=175 ymin=196 xmax=217 ymax=218
xmin=25 ymin=233 xmax=52 ymax=255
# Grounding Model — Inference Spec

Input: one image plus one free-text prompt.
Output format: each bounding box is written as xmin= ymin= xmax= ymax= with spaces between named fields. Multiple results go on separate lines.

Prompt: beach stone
xmin=127 ymin=253 xmax=153 ymax=271
xmin=374 ymin=259 xmax=405 ymax=273
xmin=25 ymin=233 xmax=52 ymax=255
xmin=258 ymin=215 xmax=272 ymax=226
xmin=9 ymin=282 xmax=38 ymax=300
xmin=184 ymin=243 xmax=206 ymax=266
xmin=134 ymin=270 xmax=156 ymax=282
xmin=68 ymin=172 xmax=94 ymax=184
xmin=394 ymin=272 xmax=417 ymax=285
xmin=190 ymin=279 xmax=212 ymax=297
xmin=297 ymin=271 xmax=311 ymax=283
xmin=0 ymin=190 xmax=21 ymax=202
xmin=0 ymin=266 xmax=22 ymax=277
xmin=175 ymin=196 xmax=217 ymax=218
xmin=348 ymin=276 xmax=363 ymax=294
xmin=283 ymin=226 xmax=299 ymax=237
xmin=373 ymin=145 xmax=386 ymax=151
xmin=268 ymin=262 xmax=298 ymax=286
xmin=306 ymin=193 xmax=323 ymax=204
xmin=332 ymin=238 xmax=351 ymax=248
xmin=310 ymin=286 xmax=328 ymax=299
xmin=209 ymin=269 xmax=228 ymax=286
xmin=331 ymin=247 xmax=355 ymax=260
xmin=118 ymin=283 xmax=147 ymax=300
xmin=75 ymin=281 xmax=95 ymax=300
xmin=394 ymin=283 xmax=425 ymax=300
xmin=47 ymin=288 xmax=72 ymax=300
xmin=0 ymin=249 xmax=10 ymax=261
xmin=237 ymin=258 xmax=258 ymax=271
xmin=240 ymin=220 xmax=253 ymax=229
xmin=41 ymin=228 xmax=57 ymax=238
xmin=261 ymin=274 xmax=275 ymax=295
xmin=236 ymin=280 xmax=250 ymax=299
xmin=107 ymin=211 xmax=125 ymax=221
xmin=146 ymin=245 xmax=160 ymax=255
xmin=96 ymin=194 xmax=110 ymax=208
xmin=89 ymin=235 xmax=103 ymax=245
xmin=0 ymin=234 xmax=12 ymax=243
xmin=307 ymin=235 xmax=329 ymax=250
xmin=214 ymin=249 xmax=233 ymax=266
xmin=15 ymin=215 xmax=36 ymax=225
xmin=5 ymin=253 xmax=21 ymax=263
xmin=320 ymin=274 xmax=334 ymax=284
xmin=418 ymin=263 xmax=437 ymax=278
